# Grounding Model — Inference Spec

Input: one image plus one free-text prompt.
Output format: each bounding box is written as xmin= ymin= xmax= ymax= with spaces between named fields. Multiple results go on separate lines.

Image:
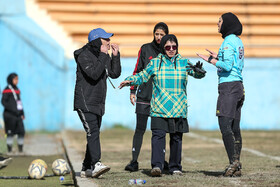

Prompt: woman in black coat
xmin=1 ymin=73 xmax=25 ymax=154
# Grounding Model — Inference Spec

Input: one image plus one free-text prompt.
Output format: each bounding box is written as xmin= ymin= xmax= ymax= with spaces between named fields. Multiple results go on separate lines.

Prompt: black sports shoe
xmin=125 ymin=161 xmax=139 ymax=172
xmin=80 ymin=165 xmax=91 ymax=178
xmin=163 ymin=161 xmax=169 ymax=171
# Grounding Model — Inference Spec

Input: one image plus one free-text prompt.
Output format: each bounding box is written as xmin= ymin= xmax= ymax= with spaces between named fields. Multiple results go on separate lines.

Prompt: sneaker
xmin=232 ymin=162 xmax=242 ymax=177
xmin=80 ymin=165 xmax=91 ymax=178
xmin=125 ymin=161 xmax=139 ymax=172
xmin=92 ymin=162 xmax=110 ymax=178
xmin=151 ymin=167 xmax=162 ymax=177
xmin=0 ymin=157 xmax=12 ymax=168
xmin=163 ymin=161 xmax=169 ymax=171
xmin=223 ymin=161 xmax=241 ymax=177
xmin=172 ymin=170 xmax=183 ymax=175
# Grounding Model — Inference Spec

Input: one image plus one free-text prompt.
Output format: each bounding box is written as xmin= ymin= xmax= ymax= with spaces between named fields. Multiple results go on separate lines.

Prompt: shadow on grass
xmin=197 ymin=170 xmax=224 ymax=177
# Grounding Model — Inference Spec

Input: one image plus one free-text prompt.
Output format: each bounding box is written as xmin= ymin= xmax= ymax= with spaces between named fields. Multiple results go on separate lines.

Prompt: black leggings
xmin=218 ymin=116 xmax=242 ymax=164
xmin=131 ymin=113 xmax=149 ymax=162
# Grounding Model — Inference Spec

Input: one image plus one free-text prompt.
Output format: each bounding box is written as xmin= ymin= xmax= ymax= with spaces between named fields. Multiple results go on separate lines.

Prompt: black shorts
xmin=151 ymin=117 xmax=189 ymax=133
xmin=3 ymin=112 xmax=25 ymax=136
xmin=216 ymin=81 xmax=245 ymax=119
xmin=135 ymin=102 xmax=150 ymax=115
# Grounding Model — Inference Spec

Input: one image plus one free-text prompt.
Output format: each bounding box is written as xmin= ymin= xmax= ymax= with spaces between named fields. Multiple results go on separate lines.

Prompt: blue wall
xmin=1 ymin=1 xmax=280 ymax=131
xmin=0 ymin=0 xmax=66 ymax=131
xmin=65 ymin=58 xmax=280 ymax=130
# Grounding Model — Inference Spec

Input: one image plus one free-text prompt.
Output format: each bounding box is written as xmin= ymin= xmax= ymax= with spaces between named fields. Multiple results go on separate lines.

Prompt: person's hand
xmin=111 ymin=44 xmax=119 ymax=56
xmin=188 ymin=61 xmax=206 ymax=74
xmin=196 ymin=53 xmax=209 ymax=62
xmin=195 ymin=61 xmax=203 ymax=69
xmin=196 ymin=52 xmax=217 ymax=65
xmin=118 ymin=80 xmax=133 ymax=89
xmin=130 ymin=93 xmax=136 ymax=105
xmin=21 ymin=115 xmax=25 ymax=120
xmin=100 ymin=44 xmax=108 ymax=54
xmin=206 ymin=48 xmax=218 ymax=59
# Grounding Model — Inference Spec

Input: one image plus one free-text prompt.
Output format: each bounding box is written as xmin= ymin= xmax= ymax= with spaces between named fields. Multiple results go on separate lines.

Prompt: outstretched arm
xmin=119 ymin=80 xmax=133 ymax=89
xmin=196 ymin=48 xmax=218 ymax=66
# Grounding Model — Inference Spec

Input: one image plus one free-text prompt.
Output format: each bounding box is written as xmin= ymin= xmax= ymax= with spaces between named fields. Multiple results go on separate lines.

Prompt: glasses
xmin=164 ymin=45 xmax=177 ymax=51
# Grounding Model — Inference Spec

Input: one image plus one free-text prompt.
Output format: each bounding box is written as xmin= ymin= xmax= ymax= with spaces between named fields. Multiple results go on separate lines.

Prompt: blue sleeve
xmin=215 ymin=41 xmax=235 ymax=72
xmin=125 ymin=59 xmax=155 ymax=86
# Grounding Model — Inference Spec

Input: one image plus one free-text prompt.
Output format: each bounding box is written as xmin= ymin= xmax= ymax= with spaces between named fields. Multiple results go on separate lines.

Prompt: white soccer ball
xmin=28 ymin=162 xmax=46 ymax=179
xmin=52 ymin=159 xmax=70 ymax=176
xmin=30 ymin=159 xmax=48 ymax=171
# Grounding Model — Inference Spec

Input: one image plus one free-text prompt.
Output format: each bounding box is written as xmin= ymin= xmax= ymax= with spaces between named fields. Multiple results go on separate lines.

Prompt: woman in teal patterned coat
xmin=119 ymin=34 xmax=205 ymax=177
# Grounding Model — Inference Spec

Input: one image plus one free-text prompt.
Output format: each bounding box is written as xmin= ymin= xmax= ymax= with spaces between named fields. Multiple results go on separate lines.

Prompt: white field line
xmin=186 ymin=132 xmax=280 ymax=161
xmin=184 ymin=157 xmax=201 ymax=163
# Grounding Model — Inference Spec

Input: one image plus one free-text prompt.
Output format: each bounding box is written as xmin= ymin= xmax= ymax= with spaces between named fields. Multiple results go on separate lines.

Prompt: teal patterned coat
xmin=125 ymin=53 xmax=205 ymax=118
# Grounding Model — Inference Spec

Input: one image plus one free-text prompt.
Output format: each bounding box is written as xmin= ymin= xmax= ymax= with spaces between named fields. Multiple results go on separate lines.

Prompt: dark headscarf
xmin=159 ymin=34 xmax=179 ymax=70
xmin=152 ymin=22 xmax=169 ymax=53
xmin=159 ymin=34 xmax=178 ymax=55
xmin=85 ymin=38 xmax=102 ymax=57
xmin=7 ymin=73 xmax=18 ymax=89
xmin=220 ymin=12 xmax=243 ymax=39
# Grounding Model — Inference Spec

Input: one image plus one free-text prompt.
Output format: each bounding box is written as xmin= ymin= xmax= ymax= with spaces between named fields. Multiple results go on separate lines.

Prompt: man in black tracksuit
xmin=73 ymin=28 xmax=121 ymax=178
xmin=125 ymin=22 xmax=169 ymax=172
xmin=1 ymin=73 xmax=25 ymax=154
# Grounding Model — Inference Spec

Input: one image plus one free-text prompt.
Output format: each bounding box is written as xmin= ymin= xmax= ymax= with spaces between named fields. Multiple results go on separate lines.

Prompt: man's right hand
xmin=130 ymin=93 xmax=136 ymax=105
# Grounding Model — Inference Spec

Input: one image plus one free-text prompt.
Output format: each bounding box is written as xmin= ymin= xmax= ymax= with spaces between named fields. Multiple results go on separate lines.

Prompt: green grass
xmin=0 ymin=155 xmax=74 ymax=187
xmin=0 ymin=130 xmax=74 ymax=187
xmin=66 ymin=129 xmax=280 ymax=187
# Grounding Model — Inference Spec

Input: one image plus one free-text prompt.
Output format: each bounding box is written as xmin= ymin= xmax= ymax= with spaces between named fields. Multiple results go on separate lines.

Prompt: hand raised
xmin=111 ymin=44 xmax=119 ymax=56
xmin=118 ymin=80 xmax=133 ymax=89
xmin=206 ymin=48 xmax=218 ymax=59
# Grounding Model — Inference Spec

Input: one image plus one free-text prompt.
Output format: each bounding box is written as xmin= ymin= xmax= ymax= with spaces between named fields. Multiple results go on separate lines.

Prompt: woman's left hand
xmin=118 ymin=80 xmax=133 ymax=89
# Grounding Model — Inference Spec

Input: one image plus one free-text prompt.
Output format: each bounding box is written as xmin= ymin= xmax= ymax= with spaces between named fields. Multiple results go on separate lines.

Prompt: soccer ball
xmin=28 ymin=162 xmax=46 ymax=179
xmin=52 ymin=159 xmax=70 ymax=176
xmin=30 ymin=159 xmax=48 ymax=171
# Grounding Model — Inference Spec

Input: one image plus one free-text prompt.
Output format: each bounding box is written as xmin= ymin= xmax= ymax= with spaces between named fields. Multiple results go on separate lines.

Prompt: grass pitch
xmin=66 ymin=128 xmax=280 ymax=187
xmin=0 ymin=130 xmax=74 ymax=187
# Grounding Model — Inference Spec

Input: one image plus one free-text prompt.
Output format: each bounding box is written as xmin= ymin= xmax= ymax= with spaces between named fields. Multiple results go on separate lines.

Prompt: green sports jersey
xmin=125 ymin=53 xmax=205 ymax=118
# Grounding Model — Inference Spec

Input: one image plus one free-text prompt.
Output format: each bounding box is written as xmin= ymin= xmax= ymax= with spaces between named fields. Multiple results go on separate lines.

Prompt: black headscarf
xmin=159 ymin=34 xmax=179 ymax=70
xmin=152 ymin=22 xmax=169 ymax=54
xmin=220 ymin=12 xmax=243 ymax=39
xmin=85 ymin=38 xmax=102 ymax=57
xmin=7 ymin=73 xmax=18 ymax=89
xmin=159 ymin=34 xmax=178 ymax=55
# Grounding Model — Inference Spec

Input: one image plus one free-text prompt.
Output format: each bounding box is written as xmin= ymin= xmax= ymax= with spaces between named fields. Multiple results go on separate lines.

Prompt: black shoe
xmin=18 ymin=145 xmax=23 ymax=152
xmin=125 ymin=161 xmax=139 ymax=172
xmin=7 ymin=145 xmax=12 ymax=153
xmin=81 ymin=165 xmax=91 ymax=178
xmin=163 ymin=161 xmax=169 ymax=171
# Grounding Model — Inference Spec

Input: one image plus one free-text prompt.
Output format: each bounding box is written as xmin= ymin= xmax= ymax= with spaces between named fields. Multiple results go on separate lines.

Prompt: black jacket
xmin=1 ymin=86 xmax=24 ymax=117
xmin=130 ymin=41 xmax=160 ymax=103
xmin=73 ymin=42 xmax=121 ymax=116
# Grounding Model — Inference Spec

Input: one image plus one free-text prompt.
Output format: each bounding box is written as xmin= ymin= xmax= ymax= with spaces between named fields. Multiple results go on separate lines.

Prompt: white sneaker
xmin=92 ymin=162 xmax=110 ymax=178
xmin=151 ymin=167 xmax=162 ymax=177
xmin=172 ymin=170 xmax=183 ymax=175
xmin=0 ymin=157 xmax=12 ymax=167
